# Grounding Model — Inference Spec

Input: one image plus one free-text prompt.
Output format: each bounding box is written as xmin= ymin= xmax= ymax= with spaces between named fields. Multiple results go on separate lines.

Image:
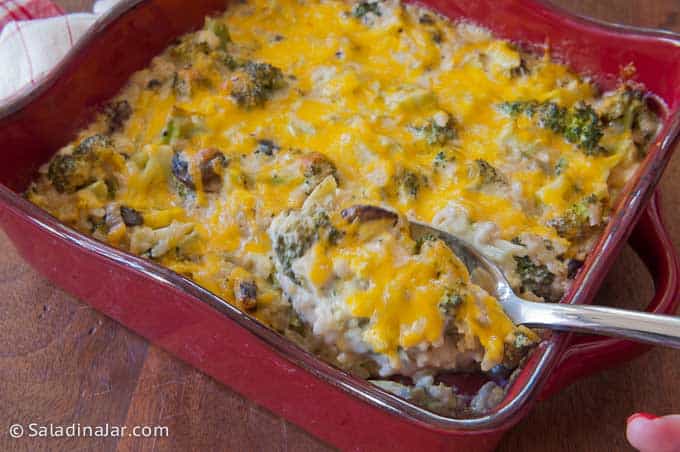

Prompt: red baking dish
xmin=1 ymin=0 xmax=679 ymax=450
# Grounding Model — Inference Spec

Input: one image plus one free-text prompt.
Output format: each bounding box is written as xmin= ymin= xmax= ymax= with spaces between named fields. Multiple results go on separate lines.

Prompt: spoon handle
xmin=504 ymin=297 xmax=680 ymax=348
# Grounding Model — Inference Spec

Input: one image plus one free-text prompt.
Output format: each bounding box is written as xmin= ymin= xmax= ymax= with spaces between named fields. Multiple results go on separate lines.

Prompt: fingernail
xmin=627 ymin=412 xmax=658 ymax=424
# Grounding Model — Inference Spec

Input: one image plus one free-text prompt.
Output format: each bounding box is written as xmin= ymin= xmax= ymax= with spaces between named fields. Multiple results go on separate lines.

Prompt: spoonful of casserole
xmin=269 ymin=176 xmax=680 ymax=384
xmin=268 ymin=176 xmax=539 ymax=378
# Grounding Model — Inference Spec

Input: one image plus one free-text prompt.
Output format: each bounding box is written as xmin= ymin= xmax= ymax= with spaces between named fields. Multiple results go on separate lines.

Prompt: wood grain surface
xmin=2 ymin=1 xmax=680 ymax=450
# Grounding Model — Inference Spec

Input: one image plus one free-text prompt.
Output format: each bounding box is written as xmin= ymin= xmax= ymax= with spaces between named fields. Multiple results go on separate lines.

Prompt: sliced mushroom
xmin=234 ymin=279 xmax=258 ymax=311
xmin=120 ymin=205 xmax=144 ymax=227
xmin=198 ymin=148 xmax=228 ymax=193
xmin=341 ymin=205 xmax=398 ymax=225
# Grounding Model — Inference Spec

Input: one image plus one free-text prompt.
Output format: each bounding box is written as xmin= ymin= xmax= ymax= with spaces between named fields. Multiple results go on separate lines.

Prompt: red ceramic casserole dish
xmin=1 ymin=0 xmax=679 ymax=450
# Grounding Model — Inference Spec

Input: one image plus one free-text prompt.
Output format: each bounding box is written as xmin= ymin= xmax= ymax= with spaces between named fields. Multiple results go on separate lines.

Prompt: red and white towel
xmin=0 ymin=0 xmax=118 ymax=101
xmin=0 ymin=0 xmax=63 ymax=29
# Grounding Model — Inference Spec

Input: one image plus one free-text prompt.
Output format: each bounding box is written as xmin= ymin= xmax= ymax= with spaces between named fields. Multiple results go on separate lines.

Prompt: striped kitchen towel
xmin=0 ymin=0 xmax=119 ymax=101
xmin=0 ymin=0 xmax=63 ymax=29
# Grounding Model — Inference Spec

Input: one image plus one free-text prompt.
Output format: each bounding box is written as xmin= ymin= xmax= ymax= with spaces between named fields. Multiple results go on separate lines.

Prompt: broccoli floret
xmin=502 ymin=330 xmax=536 ymax=368
xmin=205 ymin=17 xmax=231 ymax=48
xmin=47 ymin=135 xmax=113 ymax=193
xmin=438 ymin=291 xmax=463 ymax=317
xmin=74 ymin=134 xmax=112 ymax=155
xmin=630 ymin=93 xmax=657 ymax=150
xmin=221 ymin=53 xmax=244 ymax=71
xmin=312 ymin=210 xmax=332 ymax=229
xmin=169 ymin=19 xmax=235 ymax=69
xmin=600 ymin=87 xmax=646 ymax=127
xmin=352 ymin=0 xmax=382 ymax=19
xmin=271 ymin=208 xmax=341 ymax=282
xmin=500 ymin=100 xmax=606 ymax=155
xmin=395 ymin=169 xmax=425 ymax=199
xmin=171 ymin=68 xmax=212 ymax=99
xmin=104 ymin=100 xmax=132 ymax=134
xmin=230 ymin=61 xmax=285 ymax=108
xmin=514 ymin=255 xmax=556 ymax=301
xmin=47 ymin=154 xmax=93 ymax=193
xmin=410 ymin=113 xmax=457 ymax=146
xmin=301 ymin=152 xmax=337 ymax=193
xmin=513 ymin=331 xmax=533 ymax=348
xmin=401 ymin=173 xmax=420 ymax=196
xmin=631 ymin=106 xmax=658 ymax=156
xmin=271 ymin=201 xmax=346 ymax=284
xmin=547 ymin=194 xmax=598 ymax=240
xmin=303 ymin=155 xmax=335 ymax=179
xmin=475 ymin=159 xmax=506 ymax=186
xmin=498 ymin=100 xmax=538 ymax=117
xmin=535 ymin=102 xmax=567 ymax=134
xmin=500 ymin=100 xmax=566 ymax=132
xmin=564 ymin=105 xmax=605 ymax=154
xmin=312 ymin=211 xmax=343 ymax=245
xmin=274 ymin=227 xmax=315 ymax=282
xmin=169 ymin=37 xmax=210 ymax=64
xmin=600 ymin=87 xmax=658 ymax=155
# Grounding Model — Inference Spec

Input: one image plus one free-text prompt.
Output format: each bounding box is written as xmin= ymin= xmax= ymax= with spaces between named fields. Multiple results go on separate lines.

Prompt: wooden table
xmin=2 ymin=1 xmax=679 ymax=450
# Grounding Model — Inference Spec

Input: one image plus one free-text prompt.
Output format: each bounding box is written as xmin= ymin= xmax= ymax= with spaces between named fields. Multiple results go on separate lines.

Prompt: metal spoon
xmin=346 ymin=205 xmax=680 ymax=348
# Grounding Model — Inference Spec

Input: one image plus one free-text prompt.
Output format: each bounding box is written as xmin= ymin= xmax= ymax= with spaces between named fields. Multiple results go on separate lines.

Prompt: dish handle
xmin=539 ymin=191 xmax=680 ymax=398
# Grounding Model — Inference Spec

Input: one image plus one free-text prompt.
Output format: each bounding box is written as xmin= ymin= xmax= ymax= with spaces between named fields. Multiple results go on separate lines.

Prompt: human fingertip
xmin=627 ymin=413 xmax=680 ymax=452
xmin=628 ymin=412 xmax=659 ymax=424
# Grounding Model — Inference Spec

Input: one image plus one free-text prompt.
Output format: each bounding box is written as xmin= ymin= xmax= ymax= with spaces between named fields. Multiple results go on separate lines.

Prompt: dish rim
xmin=1 ymin=0 xmax=679 ymax=432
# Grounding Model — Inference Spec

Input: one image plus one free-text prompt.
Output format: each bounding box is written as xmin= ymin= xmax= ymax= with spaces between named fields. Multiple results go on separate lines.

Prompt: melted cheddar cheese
xmin=28 ymin=0 xmax=658 ymax=416
xmin=267 ymin=177 xmax=532 ymax=375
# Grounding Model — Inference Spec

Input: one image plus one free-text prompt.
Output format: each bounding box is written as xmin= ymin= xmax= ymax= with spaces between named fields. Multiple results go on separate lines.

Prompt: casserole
xmin=27 ymin=0 xmax=645 ymax=415
xmin=0 ymin=0 xmax=679 ymax=449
